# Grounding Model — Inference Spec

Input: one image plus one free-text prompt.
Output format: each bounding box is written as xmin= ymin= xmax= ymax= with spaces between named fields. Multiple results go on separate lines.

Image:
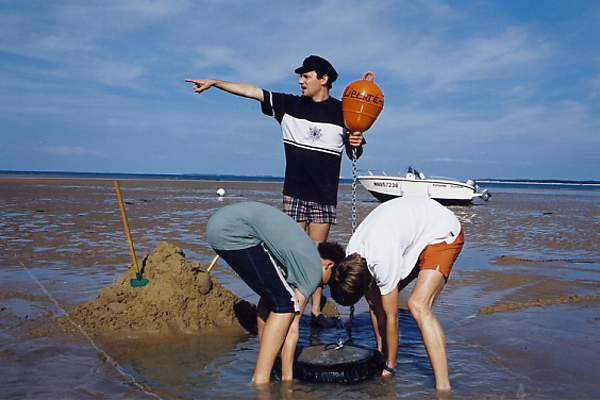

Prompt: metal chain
xmin=351 ymin=148 xmax=358 ymax=233
xmin=347 ymin=148 xmax=359 ymax=342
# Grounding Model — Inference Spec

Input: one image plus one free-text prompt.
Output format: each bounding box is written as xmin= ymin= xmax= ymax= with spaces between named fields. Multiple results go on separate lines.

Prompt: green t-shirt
xmin=206 ymin=201 xmax=322 ymax=299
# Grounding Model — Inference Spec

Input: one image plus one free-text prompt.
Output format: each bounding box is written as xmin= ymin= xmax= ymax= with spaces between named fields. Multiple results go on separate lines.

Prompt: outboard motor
xmin=481 ymin=189 xmax=491 ymax=201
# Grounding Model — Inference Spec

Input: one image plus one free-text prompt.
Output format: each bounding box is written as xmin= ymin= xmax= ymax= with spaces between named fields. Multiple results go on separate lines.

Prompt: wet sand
xmin=1 ymin=177 xmax=599 ymax=399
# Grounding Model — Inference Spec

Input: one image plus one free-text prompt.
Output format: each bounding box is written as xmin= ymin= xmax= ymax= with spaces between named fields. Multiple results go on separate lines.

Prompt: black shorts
xmin=215 ymin=244 xmax=299 ymax=313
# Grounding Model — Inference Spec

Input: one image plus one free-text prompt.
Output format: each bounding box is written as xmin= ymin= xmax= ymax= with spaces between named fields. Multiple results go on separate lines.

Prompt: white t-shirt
xmin=346 ymin=197 xmax=461 ymax=295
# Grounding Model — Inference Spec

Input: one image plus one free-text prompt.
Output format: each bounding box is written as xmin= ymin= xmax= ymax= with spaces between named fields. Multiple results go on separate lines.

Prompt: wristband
xmin=383 ymin=364 xmax=396 ymax=375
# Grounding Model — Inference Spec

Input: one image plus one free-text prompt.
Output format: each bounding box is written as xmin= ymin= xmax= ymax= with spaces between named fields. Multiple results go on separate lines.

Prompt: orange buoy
xmin=342 ymin=71 xmax=384 ymax=132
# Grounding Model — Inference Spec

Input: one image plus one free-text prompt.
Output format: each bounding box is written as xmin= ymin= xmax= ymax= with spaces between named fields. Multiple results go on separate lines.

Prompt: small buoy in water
xmin=216 ymin=188 xmax=226 ymax=197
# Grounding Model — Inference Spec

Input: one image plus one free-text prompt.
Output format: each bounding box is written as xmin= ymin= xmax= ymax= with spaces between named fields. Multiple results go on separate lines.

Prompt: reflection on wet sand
xmin=102 ymin=332 xmax=249 ymax=387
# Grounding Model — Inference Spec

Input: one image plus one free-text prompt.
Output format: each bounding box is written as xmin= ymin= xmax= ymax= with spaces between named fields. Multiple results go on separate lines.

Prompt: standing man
xmin=206 ymin=201 xmax=345 ymax=384
xmin=328 ymin=197 xmax=464 ymax=392
xmin=186 ymin=55 xmax=364 ymax=327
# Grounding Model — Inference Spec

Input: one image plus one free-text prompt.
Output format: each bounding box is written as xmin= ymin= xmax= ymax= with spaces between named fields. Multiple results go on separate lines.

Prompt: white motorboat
xmin=358 ymin=167 xmax=491 ymax=205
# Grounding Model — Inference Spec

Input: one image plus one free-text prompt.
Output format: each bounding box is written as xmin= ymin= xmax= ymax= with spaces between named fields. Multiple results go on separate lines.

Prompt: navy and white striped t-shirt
xmin=261 ymin=90 xmax=345 ymax=206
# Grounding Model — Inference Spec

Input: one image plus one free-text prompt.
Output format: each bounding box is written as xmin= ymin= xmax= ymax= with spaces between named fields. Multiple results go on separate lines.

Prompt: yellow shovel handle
xmin=114 ymin=180 xmax=141 ymax=274
xmin=207 ymin=255 xmax=219 ymax=272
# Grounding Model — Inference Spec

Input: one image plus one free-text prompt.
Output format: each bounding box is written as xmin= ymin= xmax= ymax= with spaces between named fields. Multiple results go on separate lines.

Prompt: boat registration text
xmin=373 ymin=181 xmax=399 ymax=188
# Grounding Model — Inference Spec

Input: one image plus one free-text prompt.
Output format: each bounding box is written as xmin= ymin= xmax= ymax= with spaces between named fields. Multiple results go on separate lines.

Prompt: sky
xmin=1 ymin=0 xmax=599 ymax=180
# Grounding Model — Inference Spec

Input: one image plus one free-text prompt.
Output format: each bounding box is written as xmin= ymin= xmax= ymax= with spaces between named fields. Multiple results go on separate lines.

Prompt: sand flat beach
xmin=1 ymin=176 xmax=600 ymax=399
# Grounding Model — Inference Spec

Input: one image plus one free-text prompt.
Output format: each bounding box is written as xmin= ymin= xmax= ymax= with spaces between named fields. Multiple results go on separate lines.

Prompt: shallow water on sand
xmin=1 ymin=178 xmax=599 ymax=399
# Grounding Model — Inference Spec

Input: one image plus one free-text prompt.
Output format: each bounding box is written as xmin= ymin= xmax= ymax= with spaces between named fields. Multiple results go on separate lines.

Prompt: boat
xmin=358 ymin=166 xmax=491 ymax=206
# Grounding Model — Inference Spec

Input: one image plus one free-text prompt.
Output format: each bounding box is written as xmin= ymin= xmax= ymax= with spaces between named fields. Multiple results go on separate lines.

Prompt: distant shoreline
xmin=478 ymin=179 xmax=600 ymax=187
xmin=0 ymin=170 xmax=285 ymax=183
xmin=1 ymin=170 xmax=599 ymax=187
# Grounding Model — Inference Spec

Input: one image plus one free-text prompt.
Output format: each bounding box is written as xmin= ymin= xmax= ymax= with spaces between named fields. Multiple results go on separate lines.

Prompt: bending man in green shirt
xmin=206 ymin=201 xmax=345 ymax=384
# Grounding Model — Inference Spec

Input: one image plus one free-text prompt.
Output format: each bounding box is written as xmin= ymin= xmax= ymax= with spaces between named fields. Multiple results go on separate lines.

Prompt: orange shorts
xmin=417 ymin=229 xmax=464 ymax=280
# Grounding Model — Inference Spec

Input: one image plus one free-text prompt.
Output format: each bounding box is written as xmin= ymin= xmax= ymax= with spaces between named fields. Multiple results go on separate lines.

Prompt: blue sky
xmin=1 ymin=0 xmax=599 ymax=180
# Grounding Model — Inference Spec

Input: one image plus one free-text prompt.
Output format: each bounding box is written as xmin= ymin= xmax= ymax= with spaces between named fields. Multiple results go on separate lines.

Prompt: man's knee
xmin=407 ymin=295 xmax=430 ymax=319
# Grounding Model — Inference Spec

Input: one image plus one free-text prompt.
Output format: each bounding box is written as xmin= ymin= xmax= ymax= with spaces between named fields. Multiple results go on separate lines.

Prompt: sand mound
xmin=58 ymin=242 xmax=256 ymax=336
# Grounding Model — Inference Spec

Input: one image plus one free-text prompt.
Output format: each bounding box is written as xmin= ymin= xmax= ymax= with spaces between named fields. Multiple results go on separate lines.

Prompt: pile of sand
xmin=59 ymin=242 xmax=256 ymax=336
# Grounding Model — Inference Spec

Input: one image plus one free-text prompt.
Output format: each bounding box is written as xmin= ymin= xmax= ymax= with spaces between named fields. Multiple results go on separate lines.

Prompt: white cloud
xmin=38 ymin=34 xmax=91 ymax=52
xmin=380 ymin=98 xmax=597 ymax=145
xmin=56 ymin=0 xmax=190 ymax=32
xmin=431 ymin=157 xmax=472 ymax=163
xmin=1 ymin=1 xmax=550 ymax=92
xmin=41 ymin=145 xmax=101 ymax=157
xmin=90 ymin=61 xmax=144 ymax=88
xmin=379 ymin=27 xmax=550 ymax=93
xmin=182 ymin=2 xmax=549 ymax=97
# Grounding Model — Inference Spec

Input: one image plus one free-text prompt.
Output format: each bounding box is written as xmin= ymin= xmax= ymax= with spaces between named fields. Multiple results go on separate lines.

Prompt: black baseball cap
xmin=294 ymin=55 xmax=338 ymax=84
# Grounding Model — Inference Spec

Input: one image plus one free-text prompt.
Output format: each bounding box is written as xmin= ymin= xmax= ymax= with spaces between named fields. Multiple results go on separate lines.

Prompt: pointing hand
xmin=185 ymin=79 xmax=216 ymax=94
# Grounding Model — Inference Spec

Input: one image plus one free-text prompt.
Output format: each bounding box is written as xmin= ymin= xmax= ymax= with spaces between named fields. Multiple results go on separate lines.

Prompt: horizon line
xmin=1 ymin=169 xmax=599 ymax=185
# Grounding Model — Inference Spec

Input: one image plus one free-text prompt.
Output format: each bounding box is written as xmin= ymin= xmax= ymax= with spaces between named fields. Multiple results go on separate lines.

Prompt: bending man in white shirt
xmin=329 ymin=197 xmax=464 ymax=392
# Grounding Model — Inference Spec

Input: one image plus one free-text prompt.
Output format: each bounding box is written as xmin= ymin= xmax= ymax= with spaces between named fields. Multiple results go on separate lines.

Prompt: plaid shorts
xmin=282 ymin=195 xmax=337 ymax=225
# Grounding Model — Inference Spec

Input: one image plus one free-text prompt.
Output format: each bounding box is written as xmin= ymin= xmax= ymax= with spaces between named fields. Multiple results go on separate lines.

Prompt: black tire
xmin=275 ymin=344 xmax=384 ymax=384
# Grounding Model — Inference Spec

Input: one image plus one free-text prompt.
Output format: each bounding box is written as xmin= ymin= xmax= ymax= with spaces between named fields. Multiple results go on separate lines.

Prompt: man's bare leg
xmin=256 ymin=297 xmax=269 ymax=343
xmin=407 ymin=269 xmax=450 ymax=391
xmin=305 ymin=222 xmax=330 ymax=243
xmin=304 ymin=222 xmax=330 ymax=316
xmin=252 ymin=311 xmax=295 ymax=385
xmin=310 ymin=286 xmax=324 ymax=316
